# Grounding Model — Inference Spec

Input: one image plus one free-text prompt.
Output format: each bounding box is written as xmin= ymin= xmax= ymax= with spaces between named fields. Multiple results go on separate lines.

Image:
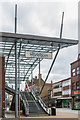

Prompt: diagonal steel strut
xmin=40 ymin=46 xmax=60 ymax=95
xmin=23 ymin=58 xmax=38 ymax=81
xmin=6 ymin=43 xmax=15 ymax=69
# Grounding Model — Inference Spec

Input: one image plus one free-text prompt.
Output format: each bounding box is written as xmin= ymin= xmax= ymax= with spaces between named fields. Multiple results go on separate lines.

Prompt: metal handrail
xmin=20 ymin=92 xmax=29 ymax=116
xmin=38 ymin=96 xmax=49 ymax=114
xmin=31 ymin=88 xmax=49 ymax=114
xmin=31 ymin=88 xmax=37 ymax=100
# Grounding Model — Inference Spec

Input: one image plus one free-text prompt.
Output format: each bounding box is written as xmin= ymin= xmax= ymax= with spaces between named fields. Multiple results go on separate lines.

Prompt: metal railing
xmin=31 ymin=88 xmax=49 ymax=114
xmin=20 ymin=92 xmax=29 ymax=116
xmin=31 ymin=88 xmax=37 ymax=100
xmin=38 ymin=96 xmax=49 ymax=114
xmin=5 ymin=84 xmax=15 ymax=94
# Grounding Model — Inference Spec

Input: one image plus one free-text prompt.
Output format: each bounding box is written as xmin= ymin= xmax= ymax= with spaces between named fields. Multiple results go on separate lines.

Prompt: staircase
xmin=22 ymin=91 xmax=48 ymax=116
xmin=5 ymin=84 xmax=49 ymax=116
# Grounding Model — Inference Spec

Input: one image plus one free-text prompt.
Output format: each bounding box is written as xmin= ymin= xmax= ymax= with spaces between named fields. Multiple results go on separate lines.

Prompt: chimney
xmin=38 ymin=74 xmax=42 ymax=79
xmin=35 ymin=76 xmax=37 ymax=79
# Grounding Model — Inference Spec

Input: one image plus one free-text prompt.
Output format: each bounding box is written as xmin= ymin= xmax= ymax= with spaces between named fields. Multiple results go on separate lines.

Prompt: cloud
xmin=33 ymin=45 xmax=78 ymax=83
xmin=0 ymin=2 xmax=78 ymax=87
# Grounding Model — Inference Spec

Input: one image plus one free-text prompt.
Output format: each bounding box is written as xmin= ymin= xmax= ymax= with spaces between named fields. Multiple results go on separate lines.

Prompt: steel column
xmin=39 ymin=58 xmax=40 ymax=96
xmin=18 ymin=57 xmax=20 ymax=117
xmin=15 ymin=4 xmax=18 ymax=118
xmin=18 ymin=40 xmax=22 ymax=117
xmin=15 ymin=40 xmax=18 ymax=118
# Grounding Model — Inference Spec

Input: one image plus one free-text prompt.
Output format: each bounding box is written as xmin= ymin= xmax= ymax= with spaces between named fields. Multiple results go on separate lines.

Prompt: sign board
xmin=25 ymin=51 xmax=52 ymax=59
xmin=74 ymin=91 xmax=80 ymax=95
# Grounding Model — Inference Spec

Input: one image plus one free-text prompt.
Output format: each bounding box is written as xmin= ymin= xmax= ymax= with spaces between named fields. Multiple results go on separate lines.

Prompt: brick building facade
xmin=51 ymin=78 xmax=72 ymax=108
xmin=71 ymin=55 xmax=80 ymax=110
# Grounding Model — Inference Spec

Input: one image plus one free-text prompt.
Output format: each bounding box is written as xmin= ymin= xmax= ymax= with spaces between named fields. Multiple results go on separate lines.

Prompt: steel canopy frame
xmin=0 ymin=32 xmax=78 ymax=84
xmin=0 ymin=32 xmax=78 ymax=45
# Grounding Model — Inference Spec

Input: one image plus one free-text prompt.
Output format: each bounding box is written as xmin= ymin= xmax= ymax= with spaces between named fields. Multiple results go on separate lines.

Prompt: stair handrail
xmin=38 ymin=96 xmax=49 ymax=114
xmin=31 ymin=88 xmax=49 ymax=114
xmin=20 ymin=92 xmax=29 ymax=116
xmin=31 ymin=87 xmax=37 ymax=100
xmin=5 ymin=84 xmax=15 ymax=94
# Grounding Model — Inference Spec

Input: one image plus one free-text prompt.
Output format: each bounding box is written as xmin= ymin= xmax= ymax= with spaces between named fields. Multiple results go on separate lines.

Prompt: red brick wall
xmin=0 ymin=57 xmax=5 ymax=117
xmin=71 ymin=60 xmax=80 ymax=96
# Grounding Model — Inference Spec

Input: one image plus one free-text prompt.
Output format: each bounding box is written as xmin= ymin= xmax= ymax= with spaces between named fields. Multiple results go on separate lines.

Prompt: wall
xmin=0 ymin=57 xmax=5 ymax=117
xmin=71 ymin=60 xmax=80 ymax=96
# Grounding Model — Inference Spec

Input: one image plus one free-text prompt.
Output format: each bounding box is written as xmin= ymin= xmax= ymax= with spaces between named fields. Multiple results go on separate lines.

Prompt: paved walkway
xmin=0 ymin=108 xmax=80 ymax=119
xmin=20 ymin=108 xmax=79 ymax=119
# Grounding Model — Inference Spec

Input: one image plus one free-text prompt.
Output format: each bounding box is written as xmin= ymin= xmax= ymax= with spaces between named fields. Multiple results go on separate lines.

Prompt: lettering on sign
xmin=25 ymin=51 xmax=52 ymax=59
xmin=74 ymin=91 xmax=80 ymax=95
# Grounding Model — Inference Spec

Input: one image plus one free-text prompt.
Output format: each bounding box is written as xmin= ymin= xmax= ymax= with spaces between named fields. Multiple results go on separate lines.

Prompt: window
xmin=54 ymin=92 xmax=62 ymax=96
xmin=77 ymin=67 xmax=79 ymax=75
xmin=72 ymin=82 xmax=75 ymax=90
xmin=76 ymin=81 xmax=80 ymax=89
xmin=48 ymin=90 xmax=50 ymax=95
xmin=62 ymin=80 xmax=71 ymax=87
xmin=62 ymin=89 xmax=71 ymax=95
xmin=72 ymin=69 xmax=75 ymax=76
xmin=53 ymin=83 xmax=62 ymax=89
xmin=59 ymin=83 xmax=62 ymax=87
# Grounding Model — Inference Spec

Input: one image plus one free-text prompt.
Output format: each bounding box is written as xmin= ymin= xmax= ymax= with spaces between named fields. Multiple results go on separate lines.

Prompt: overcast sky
xmin=0 ymin=1 xmax=79 ymax=89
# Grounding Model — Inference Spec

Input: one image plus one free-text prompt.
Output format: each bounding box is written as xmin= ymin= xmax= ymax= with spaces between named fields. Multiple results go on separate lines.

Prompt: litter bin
xmin=51 ymin=107 xmax=56 ymax=116
xmin=2 ymin=108 xmax=6 ymax=118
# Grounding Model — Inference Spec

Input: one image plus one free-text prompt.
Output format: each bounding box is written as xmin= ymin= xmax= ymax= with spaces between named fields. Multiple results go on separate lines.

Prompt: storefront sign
xmin=74 ymin=91 xmax=80 ymax=95
xmin=25 ymin=51 xmax=52 ymax=59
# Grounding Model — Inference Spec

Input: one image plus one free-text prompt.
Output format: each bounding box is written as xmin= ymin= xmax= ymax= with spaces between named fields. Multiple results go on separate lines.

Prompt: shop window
xmin=76 ymin=81 xmax=80 ymax=89
xmin=72 ymin=69 xmax=75 ymax=76
xmin=77 ymin=67 xmax=79 ymax=75
xmin=72 ymin=82 xmax=75 ymax=90
xmin=74 ymin=96 xmax=80 ymax=109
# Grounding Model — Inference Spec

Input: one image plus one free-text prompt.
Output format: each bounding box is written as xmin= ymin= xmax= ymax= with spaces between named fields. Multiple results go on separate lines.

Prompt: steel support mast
xmin=40 ymin=12 xmax=64 ymax=95
xmin=15 ymin=4 xmax=18 ymax=118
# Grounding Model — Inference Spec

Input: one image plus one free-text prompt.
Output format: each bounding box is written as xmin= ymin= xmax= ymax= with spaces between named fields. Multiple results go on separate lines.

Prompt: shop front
xmin=62 ymin=99 xmax=72 ymax=108
xmin=72 ymin=91 xmax=80 ymax=110
xmin=56 ymin=99 xmax=62 ymax=108
xmin=73 ymin=96 xmax=80 ymax=110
